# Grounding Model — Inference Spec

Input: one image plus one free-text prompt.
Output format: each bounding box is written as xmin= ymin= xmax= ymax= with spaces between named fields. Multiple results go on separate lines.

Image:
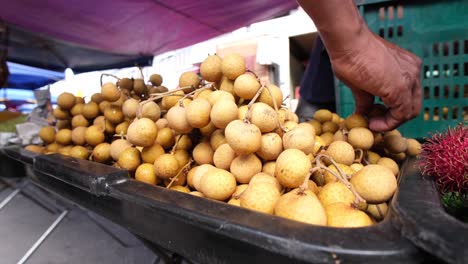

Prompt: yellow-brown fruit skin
xmin=366 ymin=203 xmax=388 ymax=221
xmin=350 ymin=164 xmax=397 ymax=203
xmin=117 ymin=148 xmax=141 ymax=171
xmin=325 ymin=203 xmax=373 ymax=228
xmin=259 ymin=84 xmax=283 ymax=109
xmin=153 ymin=154 xmax=179 ymax=180
xmin=318 ymin=181 xmax=355 ymax=207
xmin=240 ymin=182 xmax=280 ymax=214
xmin=210 ymin=100 xmax=238 ymax=129
xmin=101 ymin=82 xmax=121 ymax=102
xmin=39 ymin=126 xmax=56 ymax=144
xmin=213 ymin=143 xmax=236 ymax=170
xmin=167 ymin=105 xmax=193 ymax=134
xmin=230 ymin=154 xmax=262 ymax=184
xmin=275 ymin=149 xmax=312 ymax=188
xmin=186 ymin=98 xmax=211 ymax=128
xmin=69 ymin=146 xmax=90 ymax=160
xmin=221 ymin=53 xmax=246 ymax=80
xmin=92 ymin=143 xmax=111 ymax=164
xmin=127 ymin=118 xmax=158 ymax=147
xmin=256 ymin=133 xmax=283 ymax=161
xmin=55 ymin=129 xmax=72 ymax=146
xmin=377 ymin=157 xmax=399 ymax=176
xmin=193 ymin=141 xmax=214 ymax=165
xmin=406 ymin=138 xmax=422 ymax=156
xmin=348 ymin=127 xmax=374 ymax=150
xmin=200 ymin=55 xmax=223 ymax=82
xmin=313 ymin=109 xmax=333 ymax=123
xmin=384 ymin=135 xmax=408 ymax=154
xmin=325 ymin=141 xmax=355 ymax=166
xmin=274 ymin=188 xmax=327 ymax=226
xmin=85 ymin=126 xmax=105 ymax=147
xmin=200 ymin=169 xmax=237 ymax=201
xmin=345 ymin=114 xmax=369 ymax=130
xmin=57 ymin=92 xmax=76 ymax=110
xmin=110 ymin=139 xmax=132 ymax=161
xmin=282 ymin=126 xmax=315 ymax=155
xmin=250 ymin=103 xmax=277 ymax=133
xmin=135 ymin=163 xmax=158 ymax=185
xmin=119 ymin=78 xmax=133 ymax=90
xmin=141 ymin=143 xmax=165 ymax=164
xmin=233 ymin=73 xmax=261 ymax=100
xmin=225 ymin=120 xmax=262 ymax=155
xmin=179 ymin=72 xmax=200 ymax=91
xmin=82 ymin=102 xmax=100 ymax=120
xmin=149 ymin=74 xmax=163 ymax=86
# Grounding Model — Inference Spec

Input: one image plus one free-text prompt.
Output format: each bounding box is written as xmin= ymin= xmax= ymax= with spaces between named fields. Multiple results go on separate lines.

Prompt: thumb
xmin=351 ymin=89 xmax=374 ymax=115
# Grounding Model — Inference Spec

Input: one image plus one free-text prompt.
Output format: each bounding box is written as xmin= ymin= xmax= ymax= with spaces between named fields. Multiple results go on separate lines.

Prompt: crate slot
xmin=442 ymin=43 xmax=449 ymax=56
xmin=464 ymin=84 xmax=468 ymax=98
xmin=453 ymin=63 xmax=459 ymax=76
xmin=388 ymin=27 xmax=394 ymax=38
xmin=379 ymin=28 xmax=385 ymax=38
xmin=464 ymin=40 xmax=468 ymax=54
xmin=424 ymin=108 xmax=430 ymax=121
xmin=397 ymin=25 xmax=403 ymax=37
xmin=443 ymin=64 xmax=450 ymax=77
xmin=453 ymin=41 xmax=459 ymax=55
xmin=452 ymin=106 xmax=459 ymax=120
xmin=463 ymin=107 xmax=468 ymax=121
xmin=443 ymin=86 xmax=450 ymax=99
xmin=433 ymin=86 xmax=440 ymax=99
xmin=397 ymin=5 xmax=403 ymax=19
xmin=433 ymin=107 xmax=439 ymax=121
xmin=379 ymin=7 xmax=385 ymax=21
xmin=423 ymin=65 xmax=430 ymax=78
xmin=464 ymin=62 xmax=467 ymax=76
xmin=424 ymin=87 xmax=430 ymax=99
xmin=433 ymin=43 xmax=439 ymax=57
xmin=442 ymin=107 xmax=449 ymax=120
xmin=433 ymin=65 xmax=439 ymax=78
xmin=388 ymin=6 xmax=394 ymax=20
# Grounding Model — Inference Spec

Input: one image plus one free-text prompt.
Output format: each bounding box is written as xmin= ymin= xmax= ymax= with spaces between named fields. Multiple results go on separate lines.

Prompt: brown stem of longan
xmin=246 ymin=69 xmax=260 ymax=82
xmin=100 ymin=73 xmax=121 ymax=87
xmin=281 ymin=95 xmax=290 ymax=107
xmin=170 ymin=134 xmax=184 ymax=155
xmin=298 ymin=167 xmax=320 ymax=194
xmin=315 ymin=154 xmax=366 ymax=207
xmin=147 ymin=85 xmax=194 ymax=98
xmin=354 ymin=148 xmax=364 ymax=164
xmin=166 ymin=159 xmax=193 ymax=189
xmin=362 ymin=150 xmax=370 ymax=165
xmin=264 ymin=85 xmax=287 ymax=133
xmin=138 ymin=67 xmax=145 ymax=80
xmin=243 ymin=85 xmax=265 ymax=124
xmin=178 ymin=83 xmax=214 ymax=106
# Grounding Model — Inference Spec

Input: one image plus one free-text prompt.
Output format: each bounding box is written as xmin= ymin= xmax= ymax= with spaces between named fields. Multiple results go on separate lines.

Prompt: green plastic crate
xmin=335 ymin=0 xmax=468 ymax=138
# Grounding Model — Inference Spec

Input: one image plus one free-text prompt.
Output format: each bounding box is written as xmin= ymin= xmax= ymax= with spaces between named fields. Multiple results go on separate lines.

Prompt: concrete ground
xmin=0 ymin=178 xmax=159 ymax=264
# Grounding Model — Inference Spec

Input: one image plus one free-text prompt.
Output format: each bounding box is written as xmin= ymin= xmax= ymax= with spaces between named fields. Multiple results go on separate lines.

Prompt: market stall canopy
xmin=5 ymin=61 xmax=64 ymax=89
xmin=0 ymin=0 xmax=298 ymax=72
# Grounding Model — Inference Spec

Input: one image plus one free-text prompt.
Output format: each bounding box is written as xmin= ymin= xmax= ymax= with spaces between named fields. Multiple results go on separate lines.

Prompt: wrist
xmin=320 ymin=17 xmax=372 ymax=61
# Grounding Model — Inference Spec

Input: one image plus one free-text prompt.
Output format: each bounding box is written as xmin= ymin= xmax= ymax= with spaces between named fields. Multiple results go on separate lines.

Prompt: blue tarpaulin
xmin=5 ymin=61 xmax=64 ymax=89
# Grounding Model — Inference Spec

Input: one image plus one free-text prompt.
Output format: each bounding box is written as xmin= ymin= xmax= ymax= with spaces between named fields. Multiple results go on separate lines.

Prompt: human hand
xmin=330 ymin=31 xmax=422 ymax=132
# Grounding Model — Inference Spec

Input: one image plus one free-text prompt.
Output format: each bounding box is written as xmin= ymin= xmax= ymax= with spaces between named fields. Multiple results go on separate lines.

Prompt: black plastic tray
xmin=391 ymin=159 xmax=468 ymax=264
xmin=0 ymin=146 xmax=36 ymax=178
xmin=2 ymin=147 xmax=424 ymax=264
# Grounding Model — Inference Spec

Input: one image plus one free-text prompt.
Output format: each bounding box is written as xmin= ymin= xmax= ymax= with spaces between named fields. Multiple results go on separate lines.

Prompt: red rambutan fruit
xmin=417 ymin=123 xmax=467 ymax=194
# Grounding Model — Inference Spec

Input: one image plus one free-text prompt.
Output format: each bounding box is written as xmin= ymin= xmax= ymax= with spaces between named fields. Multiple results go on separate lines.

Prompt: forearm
xmin=297 ymin=0 xmax=370 ymax=59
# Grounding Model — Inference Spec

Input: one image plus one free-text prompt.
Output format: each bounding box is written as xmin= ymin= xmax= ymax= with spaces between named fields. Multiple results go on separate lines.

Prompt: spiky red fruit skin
xmin=418 ymin=124 xmax=467 ymax=194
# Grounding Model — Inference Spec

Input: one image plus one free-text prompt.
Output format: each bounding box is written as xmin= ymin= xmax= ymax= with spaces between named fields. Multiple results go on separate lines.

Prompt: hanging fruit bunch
xmin=418 ymin=123 xmax=468 ymax=221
